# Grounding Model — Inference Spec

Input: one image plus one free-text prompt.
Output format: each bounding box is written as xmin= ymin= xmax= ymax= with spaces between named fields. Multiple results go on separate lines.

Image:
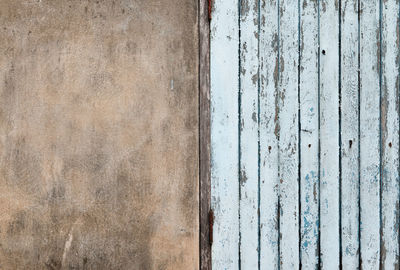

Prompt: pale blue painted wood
xmin=210 ymin=0 xmax=400 ymax=269
xmin=360 ymin=1 xmax=381 ymax=268
xmin=278 ymin=0 xmax=300 ymax=268
xmin=380 ymin=0 xmax=400 ymax=268
xmin=259 ymin=0 xmax=280 ymax=268
xmin=299 ymin=0 xmax=319 ymax=268
xmin=319 ymin=0 xmax=340 ymax=268
xmin=210 ymin=0 xmax=240 ymax=268
xmin=239 ymin=0 xmax=260 ymax=268
xmin=340 ymin=0 xmax=360 ymax=268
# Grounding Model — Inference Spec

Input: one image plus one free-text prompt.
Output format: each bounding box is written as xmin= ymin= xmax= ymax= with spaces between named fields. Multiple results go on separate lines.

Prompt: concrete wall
xmin=0 ymin=1 xmax=198 ymax=269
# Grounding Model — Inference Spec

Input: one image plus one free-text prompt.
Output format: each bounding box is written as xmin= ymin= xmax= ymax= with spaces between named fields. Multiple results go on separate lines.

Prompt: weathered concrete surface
xmin=0 ymin=1 xmax=198 ymax=269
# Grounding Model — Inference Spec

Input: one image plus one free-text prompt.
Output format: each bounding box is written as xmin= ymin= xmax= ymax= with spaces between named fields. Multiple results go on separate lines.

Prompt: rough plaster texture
xmin=0 ymin=1 xmax=199 ymax=269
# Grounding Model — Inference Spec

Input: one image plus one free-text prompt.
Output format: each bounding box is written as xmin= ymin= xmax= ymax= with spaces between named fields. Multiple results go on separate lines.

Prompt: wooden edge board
xmin=199 ymin=0 xmax=211 ymax=269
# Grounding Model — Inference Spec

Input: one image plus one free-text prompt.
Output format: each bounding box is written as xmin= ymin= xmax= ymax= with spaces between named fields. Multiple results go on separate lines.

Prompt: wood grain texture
xmin=340 ymin=0 xmax=360 ymax=268
xmin=299 ymin=0 xmax=319 ymax=268
xmin=380 ymin=0 xmax=400 ymax=268
xmin=319 ymin=0 xmax=340 ymax=268
xmin=210 ymin=0 xmax=240 ymax=268
xmin=199 ymin=0 xmax=211 ymax=268
xmin=278 ymin=1 xmax=300 ymax=269
xmin=210 ymin=1 xmax=400 ymax=269
xmin=360 ymin=1 xmax=381 ymax=268
xmin=259 ymin=0 xmax=280 ymax=268
xmin=239 ymin=0 xmax=260 ymax=268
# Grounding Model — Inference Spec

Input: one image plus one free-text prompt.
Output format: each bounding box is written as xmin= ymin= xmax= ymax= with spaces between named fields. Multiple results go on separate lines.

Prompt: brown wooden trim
xmin=199 ymin=0 xmax=211 ymax=269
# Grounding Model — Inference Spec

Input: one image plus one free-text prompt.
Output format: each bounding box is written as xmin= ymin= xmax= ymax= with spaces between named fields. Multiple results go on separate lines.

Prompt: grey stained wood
xmin=199 ymin=0 xmax=211 ymax=269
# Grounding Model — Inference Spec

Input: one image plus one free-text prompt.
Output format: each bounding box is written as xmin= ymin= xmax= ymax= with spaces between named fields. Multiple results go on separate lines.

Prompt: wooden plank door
xmin=210 ymin=0 xmax=400 ymax=269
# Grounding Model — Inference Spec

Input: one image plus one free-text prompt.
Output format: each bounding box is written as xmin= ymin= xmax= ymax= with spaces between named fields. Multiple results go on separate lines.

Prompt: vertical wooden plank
xmin=340 ymin=0 xmax=360 ymax=268
xmin=278 ymin=0 xmax=299 ymax=268
xmin=199 ymin=0 xmax=212 ymax=269
xmin=359 ymin=1 xmax=381 ymax=268
xmin=210 ymin=0 xmax=240 ymax=268
xmin=239 ymin=0 xmax=260 ymax=268
xmin=299 ymin=0 xmax=319 ymax=268
xmin=259 ymin=0 xmax=280 ymax=268
xmin=319 ymin=0 xmax=340 ymax=268
xmin=380 ymin=0 xmax=400 ymax=268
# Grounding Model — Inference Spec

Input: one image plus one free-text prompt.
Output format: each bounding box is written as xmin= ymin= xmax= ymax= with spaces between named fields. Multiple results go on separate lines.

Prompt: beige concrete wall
xmin=0 ymin=1 xmax=198 ymax=269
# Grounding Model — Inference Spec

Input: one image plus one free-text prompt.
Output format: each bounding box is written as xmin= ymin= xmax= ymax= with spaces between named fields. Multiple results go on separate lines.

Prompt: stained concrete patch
xmin=0 ymin=0 xmax=198 ymax=269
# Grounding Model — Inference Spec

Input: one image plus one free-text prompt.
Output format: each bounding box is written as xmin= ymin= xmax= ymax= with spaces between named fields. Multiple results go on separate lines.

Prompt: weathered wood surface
xmin=210 ymin=0 xmax=239 ymax=269
xmin=299 ymin=0 xmax=319 ymax=268
xmin=319 ymin=0 xmax=341 ymax=268
xmin=200 ymin=0 xmax=212 ymax=268
xmin=0 ymin=1 xmax=199 ymax=269
xmin=259 ymin=0 xmax=279 ymax=268
xmin=360 ymin=0 xmax=381 ymax=268
xmin=380 ymin=0 xmax=400 ymax=268
xmin=239 ymin=0 xmax=260 ymax=268
xmin=341 ymin=0 xmax=360 ymax=268
xmin=210 ymin=0 xmax=400 ymax=269
xmin=278 ymin=0 xmax=300 ymax=268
